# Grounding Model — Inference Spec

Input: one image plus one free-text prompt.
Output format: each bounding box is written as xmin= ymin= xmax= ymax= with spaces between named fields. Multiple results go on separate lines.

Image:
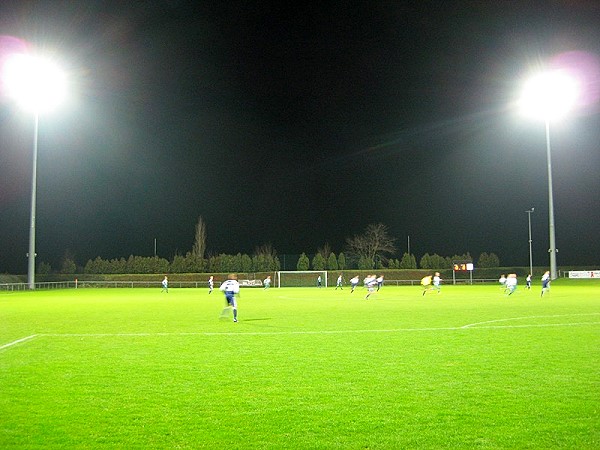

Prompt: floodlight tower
xmin=519 ymin=70 xmax=578 ymax=280
xmin=2 ymin=53 xmax=67 ymax=289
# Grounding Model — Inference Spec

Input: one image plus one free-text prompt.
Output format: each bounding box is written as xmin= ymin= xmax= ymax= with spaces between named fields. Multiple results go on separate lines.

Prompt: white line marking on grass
xmin=3 ymin=315 xmax=596 ymax=346
xmin=461 ymin=313 xmax=600 ymax=329
xmin=38 ymin=319 xmax=600 ymax=338
xmin=42 ymin=329 xmax=458 ymax=338
xmin=0 ymin=335 xmax=38 ymax=350
xmin=464 ymin=321 xmax=600 ymax=330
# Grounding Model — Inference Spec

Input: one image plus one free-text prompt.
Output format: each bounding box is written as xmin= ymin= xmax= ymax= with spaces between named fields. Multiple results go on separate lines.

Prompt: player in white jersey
xmin=263 ymin=275 xmax=271 ymax=289
xmin=499 ymin=274 xmax=507 ymax=292
xmin=541 ymin=271 xmax=551 ymax=297
xmin=350 ymin=275 xmax=360 ymax=293
xmin=208 ymin=275 xmax=214 ymax=294
xmin=376 ymin=275 xmax=384 ymax=291
xmin=335 ymin=274 xmax=343 ymax=290
xmin=219 ymin=273 xmax=240 ymax=322
xmin=364 ymin=274 xmax=377 ymax=300
xmin=432 ymin=272 xmax=442 ymax=293
xmin=161 ymin=276 xmax=168 ymax=293
xmin=505 ymin=273 xmax=517 ymax=295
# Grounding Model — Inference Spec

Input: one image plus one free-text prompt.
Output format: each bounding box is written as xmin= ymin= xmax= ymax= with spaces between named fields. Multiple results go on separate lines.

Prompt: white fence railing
xmin=0 ymin=281 xmax=211 ymax=291
xmin=1 ymin=278 xmax=505 ymax=291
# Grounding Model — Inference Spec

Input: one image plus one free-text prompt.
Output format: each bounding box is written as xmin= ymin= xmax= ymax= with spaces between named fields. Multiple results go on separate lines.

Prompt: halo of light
xmin=551 ymin=51 xmax=600 ymax=110
xmin=519 ymin=70 xmax=579 ymax=121
xmin=1 ymin=53 xmax=67 ymax=113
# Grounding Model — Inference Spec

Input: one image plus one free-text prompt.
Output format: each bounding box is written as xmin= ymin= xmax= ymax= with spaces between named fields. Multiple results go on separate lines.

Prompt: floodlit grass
xmin=1 ymin=281 xmax=599 ymax=449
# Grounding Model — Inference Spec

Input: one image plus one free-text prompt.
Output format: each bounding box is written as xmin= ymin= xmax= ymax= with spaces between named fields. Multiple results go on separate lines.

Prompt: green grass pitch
xmin=1 ymin=281 xmax=599 ymax=449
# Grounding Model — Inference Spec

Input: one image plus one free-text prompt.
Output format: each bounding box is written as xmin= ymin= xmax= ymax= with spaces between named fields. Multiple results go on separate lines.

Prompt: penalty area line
xmin=0 ymin=334 xmax=38 ymax=351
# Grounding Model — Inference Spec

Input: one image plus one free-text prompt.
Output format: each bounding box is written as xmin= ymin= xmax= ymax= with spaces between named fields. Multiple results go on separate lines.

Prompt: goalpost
xmin=276 ymin=271 xmax=328 ymax=288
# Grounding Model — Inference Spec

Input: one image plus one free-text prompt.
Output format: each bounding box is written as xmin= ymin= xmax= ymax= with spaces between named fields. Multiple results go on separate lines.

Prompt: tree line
xmin=39 ymin=219 xmax=501 ymax=274
xmin=82 ymin=252 xmax=281 ymax=275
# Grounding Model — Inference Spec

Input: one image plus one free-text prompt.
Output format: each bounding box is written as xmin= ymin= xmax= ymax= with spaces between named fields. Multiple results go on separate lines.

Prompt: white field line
xmin=2 ymin=315 xmax=598 ymax=346
xmin=0 ymin=334 xmax=38 ymax=350
xmin=461 ymin=312 xmax=600 ymax=329
xmin=40 ymin=319 xmax=600 ymax=338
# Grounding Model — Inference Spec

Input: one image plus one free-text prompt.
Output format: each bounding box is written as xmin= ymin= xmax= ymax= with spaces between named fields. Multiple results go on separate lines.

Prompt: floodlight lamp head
xmin=2 ymin=53 xmax=67 ymax=114
xmin=519 ymin=70 xmax=579 ymax=121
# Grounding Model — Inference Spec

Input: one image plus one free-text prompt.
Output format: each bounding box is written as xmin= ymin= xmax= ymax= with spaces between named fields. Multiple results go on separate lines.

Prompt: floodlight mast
xmin=519 ymin=70 xmax=578 ymax=281
xmin=545 ymin=120 xmax=558 ymax=281
xmin=28 ymin=112 xmax=40 ymax=289
xmin=2 ymin=52 xmax=66 ymax=289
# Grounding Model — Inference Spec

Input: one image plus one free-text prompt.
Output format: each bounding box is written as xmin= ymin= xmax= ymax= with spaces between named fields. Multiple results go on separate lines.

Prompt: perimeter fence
xmin=1 ymin=278 xmax=502 ymax=291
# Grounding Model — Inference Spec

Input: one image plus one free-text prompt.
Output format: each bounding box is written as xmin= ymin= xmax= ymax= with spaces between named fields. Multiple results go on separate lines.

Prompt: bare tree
xmin=346 ymin=223 xmax=397 ymax=265
xmin=317 ymin=243 xmax=332 ymax=261
xmin=254 ymin=243 xmax=277 ymax=259
xmin=254 ymin=243 xmax=279 ymax=271
xmin=192 ymin=216 xmax=207 ymax=258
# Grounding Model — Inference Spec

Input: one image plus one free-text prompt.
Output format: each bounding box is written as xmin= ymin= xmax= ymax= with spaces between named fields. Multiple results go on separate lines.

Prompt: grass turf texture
xmin=1 ymin=282 xmax=599 ymax=449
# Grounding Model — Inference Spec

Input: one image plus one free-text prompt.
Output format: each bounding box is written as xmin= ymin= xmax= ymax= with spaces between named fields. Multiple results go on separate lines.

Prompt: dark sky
xmin=1 ymin=1 xmax=599 ymax=273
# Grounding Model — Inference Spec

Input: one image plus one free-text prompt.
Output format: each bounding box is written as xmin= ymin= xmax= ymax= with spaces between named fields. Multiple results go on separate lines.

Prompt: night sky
xmin=1 ymin=1 xmax=599 ymax=274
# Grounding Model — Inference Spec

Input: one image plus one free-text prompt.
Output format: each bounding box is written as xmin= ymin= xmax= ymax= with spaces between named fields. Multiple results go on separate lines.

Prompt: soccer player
xmin=161 ymin=276 xmax=168 ymax=293
xmin=541 ymin=271 xmax=551 ymax=297
xmin=376 ymin=275 xmax=384 ymax=291
xmin=499 ymin=274 xmax=507 ymax=291
xmin=317 ymin=275 xmax=322 ymax=288
xmin=350 ymin=275 xmax=360 ymax=293
xmin=364 ymin=274 xmax=377 ymax=299
xmin=526 ymin=274 xmax=532 ymax=290
xmin=421 ymin=274 xmax=432 ymax=296
xmin=505 ymin=273 xmax=517 ymax=295
xmin=335 ymin=274 xmax=343 ymax=290
xmin=432 ymin=272 xmax=442 ymax=293
xmin=263 ymin=275 xmax=271 ymax=289
xmin=208 ymin=275 xmax=214 ymax=294
xmin=219 ymin=273 xmax=240 ymax=322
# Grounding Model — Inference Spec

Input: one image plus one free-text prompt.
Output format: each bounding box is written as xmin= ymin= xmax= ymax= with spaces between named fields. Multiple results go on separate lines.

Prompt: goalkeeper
xmin=220 ymin=273 xmax=240 ymax=322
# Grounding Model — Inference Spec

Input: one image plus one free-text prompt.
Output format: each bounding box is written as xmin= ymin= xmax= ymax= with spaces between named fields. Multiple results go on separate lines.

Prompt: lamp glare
xmin=519 ymin=70 xmax=579 ymax=121
xmin=3 ymin=54 xmax=66 ymax=113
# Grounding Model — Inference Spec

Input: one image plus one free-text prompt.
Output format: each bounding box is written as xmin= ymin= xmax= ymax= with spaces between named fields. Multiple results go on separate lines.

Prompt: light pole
xmin=544 ymin=119 xmax=558 ymax=281
xmin=526 ymin=208 xmax=534 ymax=277
xmin=2 ymin=52 xmax=67 ymax=289
xmin=28 ymin=112 xmax=40 ymax=289
xmin=519 ymin=70 xmax=578 ymax=280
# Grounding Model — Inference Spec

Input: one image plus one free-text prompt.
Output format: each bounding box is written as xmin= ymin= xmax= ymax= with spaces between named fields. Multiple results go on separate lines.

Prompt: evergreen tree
xmin=399 ymin=252 xmax=417 ymax=269
xmin=428 ymin=253 xmax=448 ymax=269
xmin=297 ymin=253 xmax=310 ymax=271
xmin=312 ymin=253 xmax=326 ymax=270
xmin=241 ymin=254 xmax=253 ymax=272
xmin=38 ymin=261 xmax=52 ymax=275
xmin=327 ymin=252 xmax=338 ymax=271
xmin=478 ymin=252 xmax=500 ymax=268
xmin=420 ymin=253 xmax=432 ymax=269
xmin=338 ymin=252 xmax=346 ymax=270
